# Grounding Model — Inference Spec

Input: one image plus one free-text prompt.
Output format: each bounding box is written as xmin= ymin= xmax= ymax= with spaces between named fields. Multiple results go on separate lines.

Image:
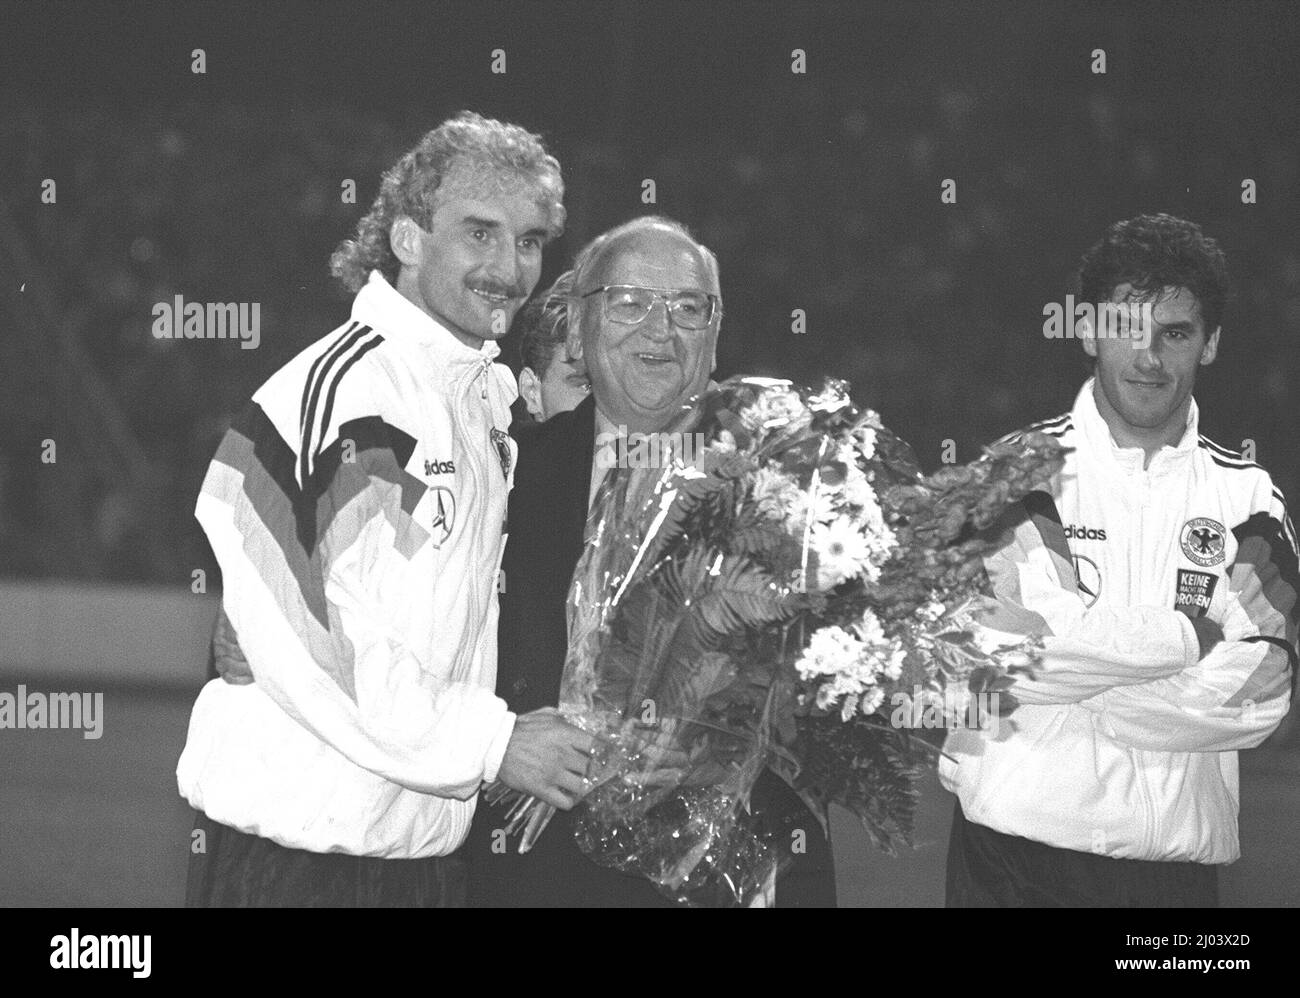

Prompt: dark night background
xmin=1 ymin=0 xmax=1299 ymax=911
xmin=2 ymin=0 xmax=1297 ymax=586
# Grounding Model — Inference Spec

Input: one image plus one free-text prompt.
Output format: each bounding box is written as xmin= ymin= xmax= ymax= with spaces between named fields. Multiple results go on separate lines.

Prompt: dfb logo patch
xmin=1180 ymin=517 xmax=1226 ymax=567
xmin=490 ymin=427 xmax=513 ymax=482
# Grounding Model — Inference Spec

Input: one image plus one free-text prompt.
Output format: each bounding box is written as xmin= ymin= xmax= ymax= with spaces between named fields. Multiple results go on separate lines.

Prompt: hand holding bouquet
xmin=485 ymin=376 xmax=1066 ymax=905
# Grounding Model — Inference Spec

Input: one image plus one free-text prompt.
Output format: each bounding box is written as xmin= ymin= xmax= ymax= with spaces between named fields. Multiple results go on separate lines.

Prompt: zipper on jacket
xmin=1132 ymin=469 xmax=1158 ymax=855
xmin=453 ymin=356 xmax=505 ymax=679
xmin=452 ymin=362 xmax=487 ymax=680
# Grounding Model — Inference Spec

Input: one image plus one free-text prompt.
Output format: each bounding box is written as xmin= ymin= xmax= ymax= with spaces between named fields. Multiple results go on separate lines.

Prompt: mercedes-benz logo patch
xmin=1072 ymin=553 xmax=1101 ymax=608
xmin=1180 ymin=517 xmax=1226 ymax=567
xmin=429 ymin=486 xmax=455 ymax=547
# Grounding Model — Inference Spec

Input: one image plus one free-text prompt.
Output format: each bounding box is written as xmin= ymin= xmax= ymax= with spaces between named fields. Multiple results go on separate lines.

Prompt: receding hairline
xmin=573 ymin=217 xmax=720 ymax=293
xmin=424 ymin=155 xmax=564 ymax=231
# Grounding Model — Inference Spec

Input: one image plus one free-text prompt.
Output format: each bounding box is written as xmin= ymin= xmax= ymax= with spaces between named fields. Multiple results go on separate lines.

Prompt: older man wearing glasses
xmin=462 ymin=214 xmax=837 ymax=907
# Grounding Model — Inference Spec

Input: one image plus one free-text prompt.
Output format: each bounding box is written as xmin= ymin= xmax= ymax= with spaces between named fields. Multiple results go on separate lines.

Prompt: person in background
xmin=516 ymin=269 xmax=591 ymax=422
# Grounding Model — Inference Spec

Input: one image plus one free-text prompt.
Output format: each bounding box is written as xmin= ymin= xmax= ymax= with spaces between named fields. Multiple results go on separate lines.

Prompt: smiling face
xmin=390 ymin=164 xmax=552 ymax=350
xmin=568 ymin=225 xmax=719 ymax=433
xmin=1083 ymin=283 xmax=1219 ymax=451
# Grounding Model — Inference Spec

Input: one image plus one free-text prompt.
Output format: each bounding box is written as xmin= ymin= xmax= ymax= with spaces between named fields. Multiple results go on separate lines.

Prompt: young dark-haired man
xmin=943 ymin=213 xmax=1298 ymax=907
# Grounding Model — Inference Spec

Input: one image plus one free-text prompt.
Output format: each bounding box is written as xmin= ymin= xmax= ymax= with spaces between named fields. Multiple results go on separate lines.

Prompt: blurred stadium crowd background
xmin=2 ymin=1 xmax=1299 ymax=906
xmin=2 ymin=1 xmax=1297 ymax=590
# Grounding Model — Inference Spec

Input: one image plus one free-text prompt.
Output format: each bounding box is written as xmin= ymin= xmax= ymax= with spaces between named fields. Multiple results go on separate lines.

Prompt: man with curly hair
xmin=178 ymin=112 xmax=595 ymax=906
xmin=943 ymin=214 xmax=1298 ymax=906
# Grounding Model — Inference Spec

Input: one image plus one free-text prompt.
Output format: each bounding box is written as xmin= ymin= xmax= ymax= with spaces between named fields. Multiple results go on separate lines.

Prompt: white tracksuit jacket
xmin=177 ymin=272 xmax=518 ymax=858
xmin=941 ymin=378 xmax=1298 ymax=863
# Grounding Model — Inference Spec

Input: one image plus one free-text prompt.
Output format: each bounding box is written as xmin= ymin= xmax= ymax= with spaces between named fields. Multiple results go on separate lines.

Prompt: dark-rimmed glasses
xmin=578 ymin=284 xmax=720 ymax=330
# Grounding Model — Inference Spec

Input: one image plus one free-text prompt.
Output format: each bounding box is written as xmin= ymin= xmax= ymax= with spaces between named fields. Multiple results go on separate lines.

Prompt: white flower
xmin=856 ymin=606 xmax=887 ymax=643
xmin=796 ymin=483 xmax=839 ymax=527
xmin=817 ymin=670 xmax=864 ymax=710
xmin=740 ymin=389 xmax=812 ymax=436
xmin=882 ymin=649 xmax=905 ymax=682
xmin=852 ymin=425 xmax=878 ymax=461
xmin=859 ymin=686 xmax=886 ymax=716
xmin=779 ymin=480 xmax=838 ymax=553
xmin=811 ymin=515 xmax=874 ymax=590
xmin=798 ymin=618 xmax=904 ymax=721
xmin=796 ymin=624 xmax=865 ymax=681
xmin=840 ymin=462 xmax=875 ymax=512
xmin=712 ymin=430 xmax=737 ymax=454
xmin=849 ymin=412 xmax=882 ymax=459
xmin=835 ymin=441 xmax=860 ymax=471
xmin=751 ymin=465 xmax=803 ymax=523
xmin=853 ymin=609 xmax=906 ymax=681
xmin=917 ymin=599 xmax=947 ymax=624
xmin=841 ymin=488 xmax=895 ymax=582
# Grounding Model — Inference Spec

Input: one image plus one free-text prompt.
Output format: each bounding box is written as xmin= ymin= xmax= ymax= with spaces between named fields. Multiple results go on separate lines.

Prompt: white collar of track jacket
xmin=356 ymin=269 xmax=505 ymax=368
xmin=1073 ymin=375 xmax=1200 ymax=476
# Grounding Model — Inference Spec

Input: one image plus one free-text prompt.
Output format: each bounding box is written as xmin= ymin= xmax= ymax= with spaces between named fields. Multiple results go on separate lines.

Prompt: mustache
xmin=468 ymin=282 xmax=528 ymax=299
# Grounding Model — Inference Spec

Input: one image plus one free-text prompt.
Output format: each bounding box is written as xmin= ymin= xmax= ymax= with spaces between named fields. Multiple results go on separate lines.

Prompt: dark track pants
xmin=185 ymin=810 xmax=467 ymax=907
xmin=945 ymin=803 xmax=1218 ymax=908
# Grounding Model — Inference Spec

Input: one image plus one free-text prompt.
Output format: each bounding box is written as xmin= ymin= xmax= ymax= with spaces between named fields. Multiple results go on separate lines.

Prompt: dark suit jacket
xmin=462 ymin=395 xmax=836 ymax=907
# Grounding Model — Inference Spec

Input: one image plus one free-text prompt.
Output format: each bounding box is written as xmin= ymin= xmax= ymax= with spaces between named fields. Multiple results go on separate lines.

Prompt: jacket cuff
xmin=482 ymin=710 xmax=517 ymax=784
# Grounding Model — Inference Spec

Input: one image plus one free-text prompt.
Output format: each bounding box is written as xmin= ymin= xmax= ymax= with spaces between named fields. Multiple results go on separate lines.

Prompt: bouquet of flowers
xmin=485 ymin=376 xmax=1066 ymax=905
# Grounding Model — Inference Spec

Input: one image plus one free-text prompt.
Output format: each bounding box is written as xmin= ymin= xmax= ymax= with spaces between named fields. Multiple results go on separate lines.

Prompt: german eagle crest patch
xmin=490 ymin=427 xmax=513 ymax=482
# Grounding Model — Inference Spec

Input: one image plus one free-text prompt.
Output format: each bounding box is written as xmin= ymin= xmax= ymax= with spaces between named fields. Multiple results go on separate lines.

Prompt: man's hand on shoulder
xmin=497 ymin=707 xmax=594 ymax=810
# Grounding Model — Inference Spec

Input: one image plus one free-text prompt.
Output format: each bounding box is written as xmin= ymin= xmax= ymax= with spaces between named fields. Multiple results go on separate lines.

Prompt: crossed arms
xmin=979 ymin=498 xmax=1298 ymax=753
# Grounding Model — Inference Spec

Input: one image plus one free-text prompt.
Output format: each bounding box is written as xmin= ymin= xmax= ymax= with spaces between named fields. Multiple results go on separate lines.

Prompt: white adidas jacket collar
xmin=1073 ymin=376 xmax=1200 ymax=477
xmin=353 ymin=270 xmax=503 ymax=369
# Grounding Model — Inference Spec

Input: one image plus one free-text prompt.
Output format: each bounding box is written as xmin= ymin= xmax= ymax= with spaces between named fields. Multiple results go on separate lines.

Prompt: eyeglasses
xmin=578 ymin=285 xmax=720 ymax=330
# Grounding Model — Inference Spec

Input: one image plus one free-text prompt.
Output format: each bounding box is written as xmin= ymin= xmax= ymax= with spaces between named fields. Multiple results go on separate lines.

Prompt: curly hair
xmin=1077 ymin=213 xmax=1230 ymax=333
xmin=330 ymin=111 xmax=565 ymax=293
